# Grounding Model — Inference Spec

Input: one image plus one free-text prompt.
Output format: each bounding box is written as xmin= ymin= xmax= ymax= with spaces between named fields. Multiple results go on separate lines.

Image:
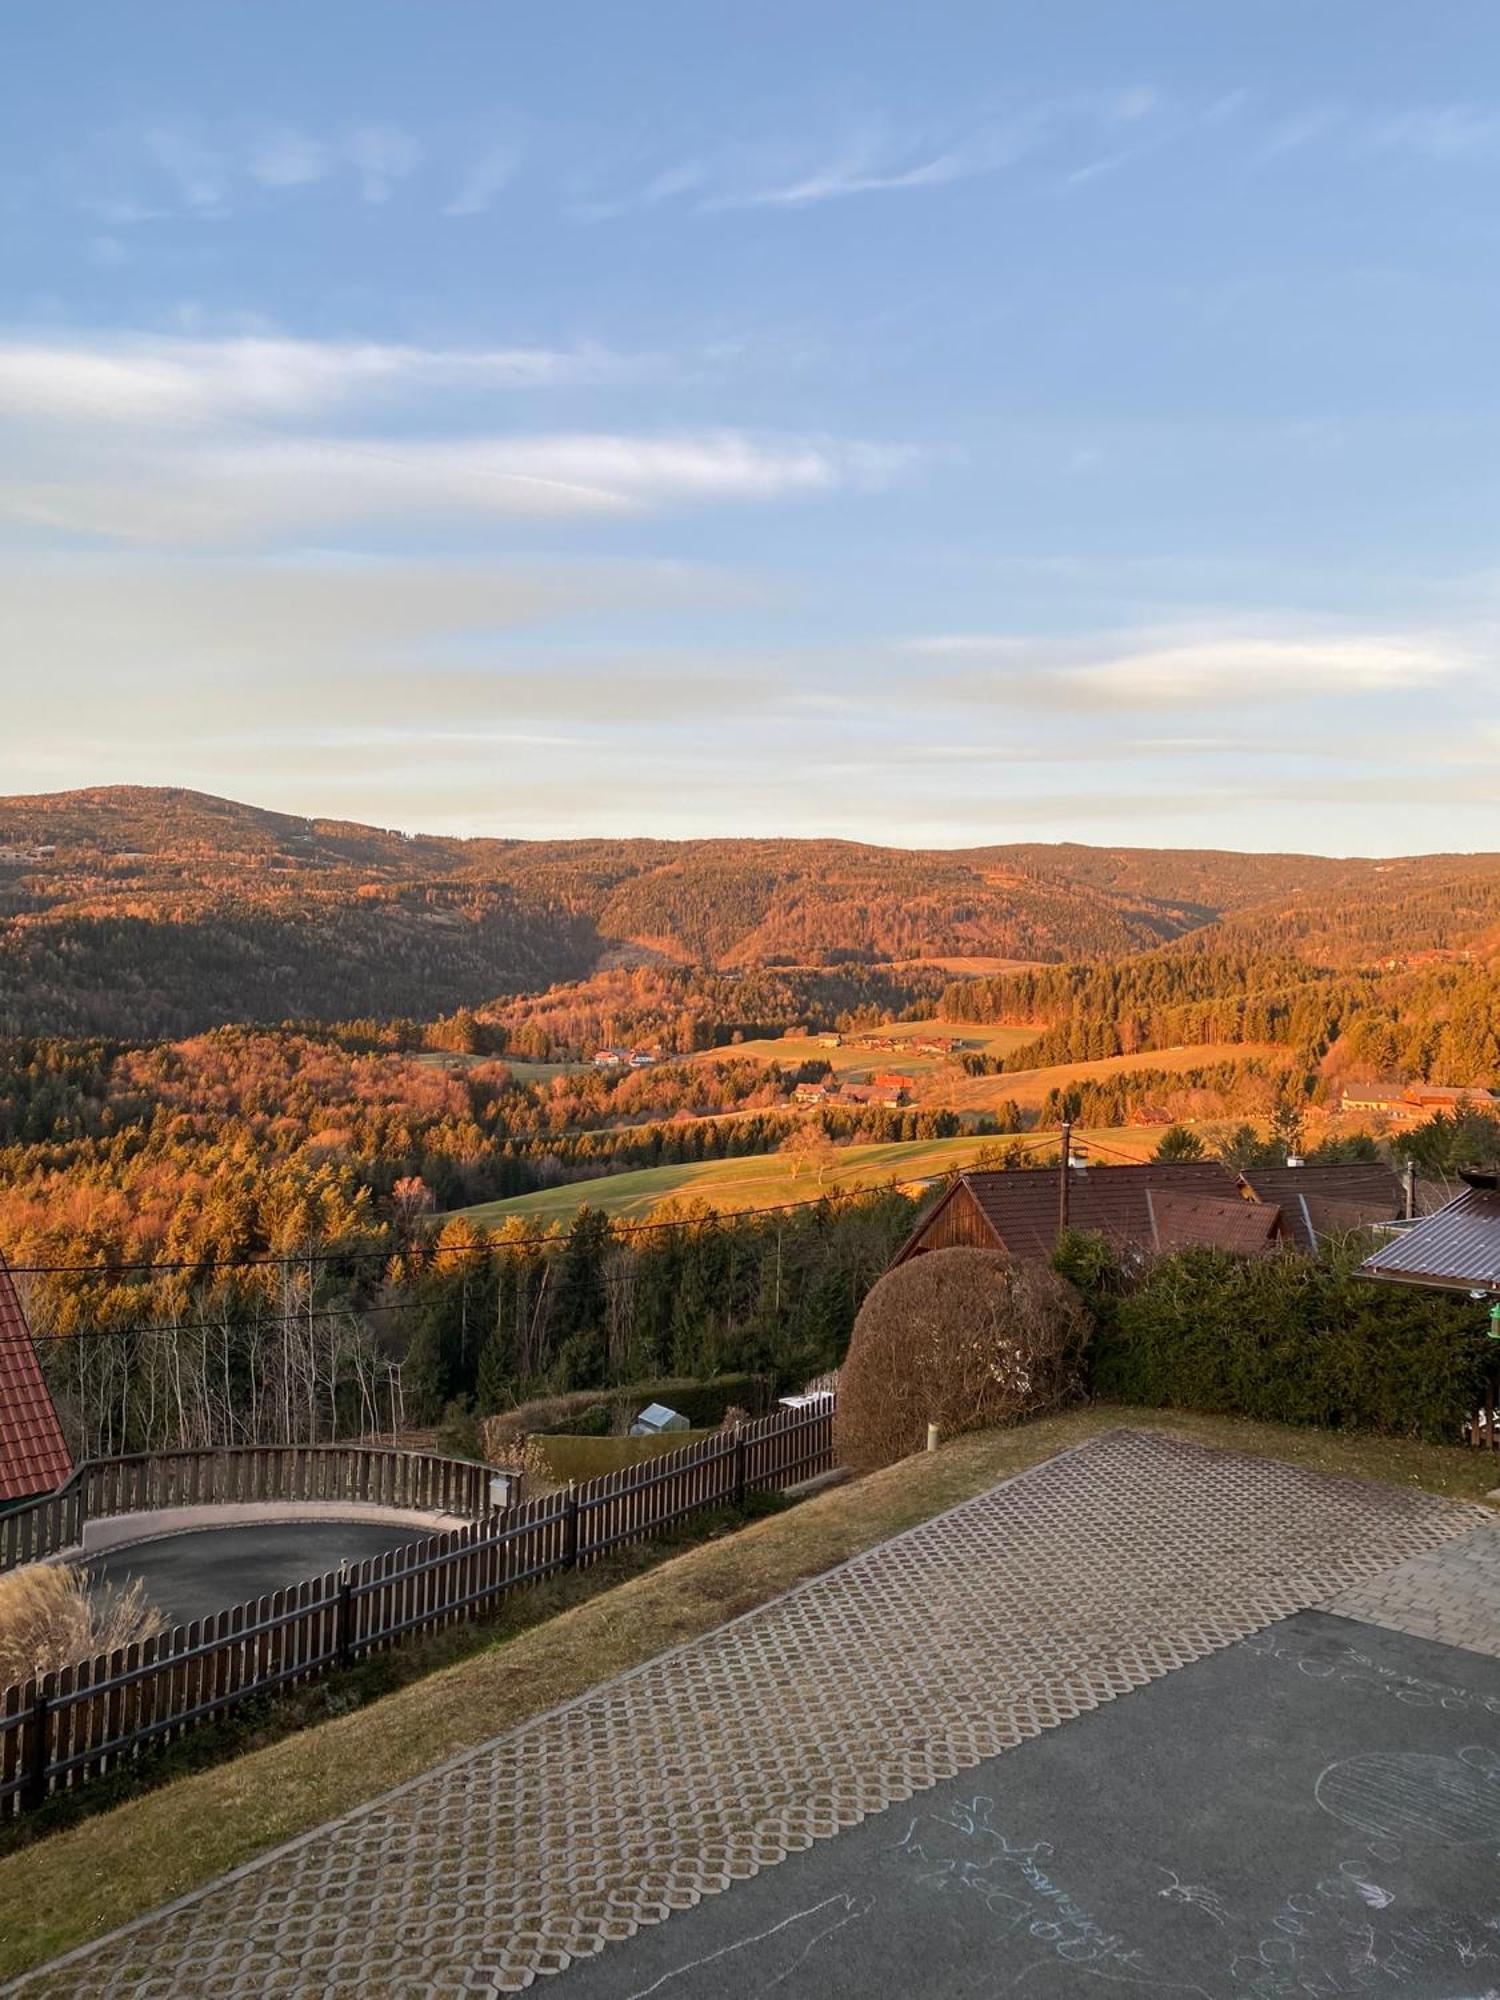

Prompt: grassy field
xmin=413 ymin=1051 xmax=585 ymax=1083
xmin=690 ymin=1019 xmax=1039 ymax=1080
xmin=942 ymin=1039 xmax=1288 ymax=1116
xmin=535 ymin=1431 xmax=713 ymax=1483
xmin=449 ymin=1122 xmax=1167 ymax=1227
xmin=2 ymin=1405 xmax=1492 ymax=1981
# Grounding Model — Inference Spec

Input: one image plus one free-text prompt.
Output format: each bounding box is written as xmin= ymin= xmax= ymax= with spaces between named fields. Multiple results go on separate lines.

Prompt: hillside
xmin=2 ymin=786 xmax=1499 ymax=1037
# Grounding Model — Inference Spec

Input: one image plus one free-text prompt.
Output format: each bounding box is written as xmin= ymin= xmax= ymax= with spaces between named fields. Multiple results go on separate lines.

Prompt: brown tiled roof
xmin=1145 ymin=1188 xmax=1288 ymax=1256
xmin=1237 ymin=1163 xmax=1403 ymax=1252
xmin=0 ymin=1252 xmax=73 ymax=1504
xmin=1359 ymin=1186 xmax=1500 ymax=1292
xmin=959 ymin=1161 xmax=1238 ymax=1263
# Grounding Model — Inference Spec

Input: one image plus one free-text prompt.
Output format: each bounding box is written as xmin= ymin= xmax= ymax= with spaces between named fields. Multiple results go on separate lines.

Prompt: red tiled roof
xmin=1145 ymin=1188 xmax=1288 ymax=1256
xmin=0 ymin=1252 xmax=73 ymax=1504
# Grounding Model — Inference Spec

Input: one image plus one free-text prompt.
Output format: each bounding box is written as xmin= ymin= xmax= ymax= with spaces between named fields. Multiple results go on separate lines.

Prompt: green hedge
xmin=484 ymin=1373 xmax=773 ymax=1446
xmin=1056 ymin=1233 xmax=1494 ymax=1444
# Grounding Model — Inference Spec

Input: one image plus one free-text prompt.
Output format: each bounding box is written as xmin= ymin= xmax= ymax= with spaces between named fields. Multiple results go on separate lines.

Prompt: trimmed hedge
xmin=1056 ymin=1232 xmax=1494 ymax=1444
xmin=481 ymin=1374 xmax=773 ymax=1452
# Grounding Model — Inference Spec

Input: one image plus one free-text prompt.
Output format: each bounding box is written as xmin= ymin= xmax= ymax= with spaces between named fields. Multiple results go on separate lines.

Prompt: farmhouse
xmin=794 ymin=1081 xmax=834 ymax=1105
xmin=0 ymin=1252 xmax=73 ymax=1508
xmin=894 ymin=1159 xmax=1408 ymax=1268
xmin=1340 ymin=1080 xmax=1497 ymax=1122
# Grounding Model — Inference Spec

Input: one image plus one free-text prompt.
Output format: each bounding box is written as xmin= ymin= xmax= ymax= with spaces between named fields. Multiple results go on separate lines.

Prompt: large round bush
xmin=835 ymin=1248 xmax=1091 ymax=1473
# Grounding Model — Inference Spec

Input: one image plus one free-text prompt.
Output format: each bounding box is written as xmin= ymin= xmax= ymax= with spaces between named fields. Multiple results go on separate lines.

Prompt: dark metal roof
xmin=1359 ymin=1186 xmax=1500 ymax=1293
xmin=960 ymin=1161 xmax=1238 ymax=1263
xmin=1237 ymin=1163 xmax=1404 ymax=1252
xmin=1145 ymin=1188 xmax=1288 ymax=1256
xmin=0 ymin=1252 xmax=73 ymax=1504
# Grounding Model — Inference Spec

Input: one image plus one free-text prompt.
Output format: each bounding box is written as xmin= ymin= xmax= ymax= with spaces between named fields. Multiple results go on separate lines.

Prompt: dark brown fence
xmin=0 ymin=1397 xmax=834 ymax=1817
xmin=0 ymin=1445 xmax=498 ymax=1576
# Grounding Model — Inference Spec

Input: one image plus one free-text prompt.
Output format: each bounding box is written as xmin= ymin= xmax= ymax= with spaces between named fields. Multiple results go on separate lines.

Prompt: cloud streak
xmin=0 ymin=427 xmax=912 ymax=543
xmin=910 ymin=624 xmax=1473 ymax=709
xmin=0 ymin=333 xmax=644 ymax=426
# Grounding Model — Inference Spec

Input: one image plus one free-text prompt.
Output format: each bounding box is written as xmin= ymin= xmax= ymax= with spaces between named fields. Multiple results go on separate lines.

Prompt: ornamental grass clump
xmin=0 ymin=1563 xmax=166 ymax=1689
xmin=834 ymin=1247 xmax=1091 ymax=1474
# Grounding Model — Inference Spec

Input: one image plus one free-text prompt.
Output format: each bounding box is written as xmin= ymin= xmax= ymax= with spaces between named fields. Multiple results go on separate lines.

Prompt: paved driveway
xmin=11 ymin=1429 xmax=1495 ymax=1997
xmin=86 ymin=1521 xmax=435 ymax=1627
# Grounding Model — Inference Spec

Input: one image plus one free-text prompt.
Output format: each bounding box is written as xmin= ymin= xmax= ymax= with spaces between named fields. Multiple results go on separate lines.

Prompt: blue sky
xmin=3 ymin=0 xmax=1499 ymax=851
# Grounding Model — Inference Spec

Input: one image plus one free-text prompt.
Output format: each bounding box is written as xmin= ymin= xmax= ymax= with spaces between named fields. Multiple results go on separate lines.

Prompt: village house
xmin=794 ymin=1081 xmax=835 ymax=1106
xmin=893 ymin=1159 xmax=1407 ymax=1268
xmin=1340 ymin=1079 xmax=1497 ymax=1123
xmin=871 ymin=1070 xmax=916 ymax=1099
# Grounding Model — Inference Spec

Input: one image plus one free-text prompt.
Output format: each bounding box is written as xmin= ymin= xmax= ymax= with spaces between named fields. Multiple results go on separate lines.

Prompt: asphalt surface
xmin=565 ymin=1609 xmax=1500 ymax=1999
xmin=84 ymin=1520 xmax=427 ymax=1624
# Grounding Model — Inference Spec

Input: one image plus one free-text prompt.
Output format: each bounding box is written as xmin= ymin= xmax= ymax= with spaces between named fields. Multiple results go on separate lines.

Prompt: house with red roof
xmin=0 ymin=1251 xmax=73 ymax=1508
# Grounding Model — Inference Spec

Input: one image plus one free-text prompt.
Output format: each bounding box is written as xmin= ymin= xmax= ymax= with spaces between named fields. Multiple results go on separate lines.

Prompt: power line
xmin=0 ymin=1179 xmax=937 ymax=1279
xmin=3 ymin=1129 xmax=1129 ymax=1287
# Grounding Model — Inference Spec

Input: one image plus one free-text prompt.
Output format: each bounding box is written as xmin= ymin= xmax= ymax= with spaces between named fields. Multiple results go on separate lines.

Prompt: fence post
xmin=733 ymin=1424 xmax=747 ymax=1511
xmin=24 ymin=1685 xmax=50 ymax=1813
xmin=335 ymin=1563 xmax=355 ymax=1670
xmin=564 ymin=1483 xmax=580 ymax=1569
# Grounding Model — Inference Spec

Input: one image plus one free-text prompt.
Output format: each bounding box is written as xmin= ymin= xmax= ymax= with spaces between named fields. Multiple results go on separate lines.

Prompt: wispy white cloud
xmin=0 ymin=427 xmax=912 ymax=544
xmin=909 ymin=622 xmax=1475 ymax=709
xmin=143 ymin=128 xmax=231 ymax=213
xmin=443 ymin=144 xmax=520 ymax=217
xmin=247 ymin=128 xmax=331 ymax=189
xmin=63 ymin=121 xmax=426 ymax=222
xmin=0 ymin=333 xmax=643 ymax=425
xmin=345 ymin=125 xmax=423 ymax=205
xmin=1370 ymin=104 xmax=1500 ymax=160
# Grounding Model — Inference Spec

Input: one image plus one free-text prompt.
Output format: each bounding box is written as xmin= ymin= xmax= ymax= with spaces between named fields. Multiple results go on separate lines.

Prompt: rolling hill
xmin=1 ymin=785 xmax=1498 ymax=1037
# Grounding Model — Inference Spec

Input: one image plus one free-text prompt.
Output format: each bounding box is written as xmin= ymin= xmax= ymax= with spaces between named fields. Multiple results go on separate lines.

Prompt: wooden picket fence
xmin=0 ymin=1444 xmax=497 ymax=1577
xmin=0 ymin=1397 xmax=834 ymax=1817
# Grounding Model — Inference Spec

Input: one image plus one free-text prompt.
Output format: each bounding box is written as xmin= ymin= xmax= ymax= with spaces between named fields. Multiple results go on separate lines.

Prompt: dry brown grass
xmin=0 ymin=1565 xmax=165 ymax=1690
xmin=835 ymin=1248 xmax=1090 ymax=1472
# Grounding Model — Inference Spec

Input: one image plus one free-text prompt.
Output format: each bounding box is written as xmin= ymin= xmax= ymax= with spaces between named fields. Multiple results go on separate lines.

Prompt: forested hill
xmin=1 ymin=786 xmax=1497 ymax=1037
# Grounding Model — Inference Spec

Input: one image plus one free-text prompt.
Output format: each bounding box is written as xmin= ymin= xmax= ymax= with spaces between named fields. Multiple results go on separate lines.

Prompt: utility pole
xmin=1403 ymin=1157 xmax=1419 ymax=1222
xmin=1058 ymin=1119 xmax=1072 ymax=1237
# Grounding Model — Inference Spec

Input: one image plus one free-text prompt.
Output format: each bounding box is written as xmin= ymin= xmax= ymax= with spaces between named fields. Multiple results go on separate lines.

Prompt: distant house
xmin=816 ymin=1033 xmax=842 ymax=1049
xmin=1340 ymin=1080 xmax=1496 ymax=1123
xmin=627 ymin=1048 xmax=661 ymax=1069
xmin=871 ymin=1071 xmax=916 ymax=1099
xmin=592 ymin=1048 xmax=631 ymax=1069
xmin=893 ymin=1160 xmax=1406 ymax=1268
xmin=0 ymin=1252 xmax=73 ymax=1508
xmin=794 ymin=1081 xmax=833 ymax=1105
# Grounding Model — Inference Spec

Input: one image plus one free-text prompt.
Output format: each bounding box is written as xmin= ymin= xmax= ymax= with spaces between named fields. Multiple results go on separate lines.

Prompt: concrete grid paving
xmin=10 ymin=1429 xmax=1493 ymax=1998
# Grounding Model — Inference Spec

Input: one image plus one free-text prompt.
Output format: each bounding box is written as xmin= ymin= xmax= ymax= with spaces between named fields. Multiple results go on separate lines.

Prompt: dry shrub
xmin=717 ymin=1405 xmax=752 ymax=1432
xmin=0 ymin=1563 xmax=166 ymax=1689
xmin=507 ymin=1434 xmax=563 ymax=1497
xmin=834 ymin=1248 xmax=1091 ymax=1474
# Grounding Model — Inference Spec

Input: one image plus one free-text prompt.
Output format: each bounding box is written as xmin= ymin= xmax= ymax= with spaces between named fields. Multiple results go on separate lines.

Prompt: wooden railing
xmin=0 ymin=1397 xmax=834 ymax=1816
xmin=0 ymin=1444 xmax=500 ymax=1576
